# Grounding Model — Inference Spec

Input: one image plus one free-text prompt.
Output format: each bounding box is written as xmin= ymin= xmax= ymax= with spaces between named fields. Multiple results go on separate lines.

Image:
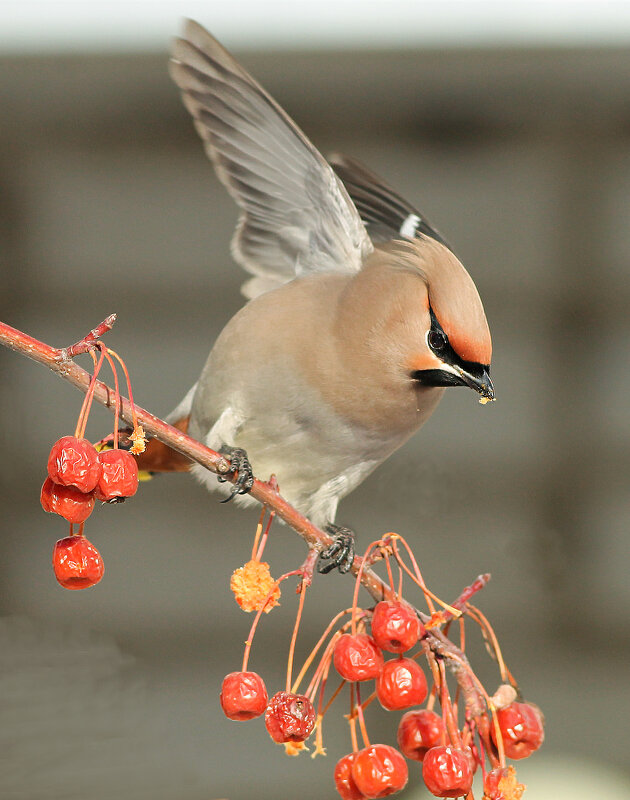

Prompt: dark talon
xmin=217 ymin=445 xmax=254 ymax=502
xmin=317 ymin=524 xmax=355 ymax=574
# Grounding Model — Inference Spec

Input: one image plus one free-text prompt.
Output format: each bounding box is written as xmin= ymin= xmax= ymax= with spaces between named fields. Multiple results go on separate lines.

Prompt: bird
xmin=137 ymin=19 xmax=494 ymax=570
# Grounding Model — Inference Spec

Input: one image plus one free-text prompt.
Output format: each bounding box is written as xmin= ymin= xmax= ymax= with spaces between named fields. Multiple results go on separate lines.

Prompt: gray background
xmin=1 ymin=37 xmax=630 ymax=799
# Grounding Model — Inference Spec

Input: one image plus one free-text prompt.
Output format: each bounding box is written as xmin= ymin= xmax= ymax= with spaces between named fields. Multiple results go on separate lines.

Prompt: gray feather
xmin=170 ymin=20 xmax=372 ymax=296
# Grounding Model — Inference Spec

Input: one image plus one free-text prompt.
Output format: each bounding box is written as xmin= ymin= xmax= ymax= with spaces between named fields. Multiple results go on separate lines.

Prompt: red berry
xmin=376 ymin=657 xmax=428 ymax=710
xmin=52 ymin=535 xmax=104 ymax=590
xmin=351 ymin=744 xmax=408 ymax=799
xmin=334 ymin=753 xmax=367 ymax=800
xmin=264 ymin=691 xmax=316 ymax=743
xmin=371 ymin=601 xmax=422 ymax=653
xmin=220 ymin=671 xmax=268 ymax=720
xmin=397 ymin=709 xmax=445 ymax=761
xmin=47 ymin=436 xmax=101 ymax=493
xmin=95 ymin=449 xmax=139 ymax=502
xmin=41 ymin=477 xmax=95 ymax=524
xmin=422 ymin=745 xmax=473 ymax=798
xmin=333 ymin=633 xmax=384 ymax=682
xmin=491 ymin=702 xmax=544 ymax=760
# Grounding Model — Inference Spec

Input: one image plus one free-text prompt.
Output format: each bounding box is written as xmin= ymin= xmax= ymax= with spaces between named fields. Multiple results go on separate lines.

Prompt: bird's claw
xmin=217 ymin=445 xmax=255 ymax=502
xmin=317 ymin=524 xmax=355 ymax=574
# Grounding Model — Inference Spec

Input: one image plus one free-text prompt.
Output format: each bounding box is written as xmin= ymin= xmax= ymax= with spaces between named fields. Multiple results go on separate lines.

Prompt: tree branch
xmin=0 ymin=316 xmax=486 ymax=717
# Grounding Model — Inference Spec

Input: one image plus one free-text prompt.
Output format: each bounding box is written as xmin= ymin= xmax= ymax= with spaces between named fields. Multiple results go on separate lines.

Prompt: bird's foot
xmin=317 ymin=524 xmax=355 ymax=575
xmin=217 ymin=445 xmax=255 ymax=502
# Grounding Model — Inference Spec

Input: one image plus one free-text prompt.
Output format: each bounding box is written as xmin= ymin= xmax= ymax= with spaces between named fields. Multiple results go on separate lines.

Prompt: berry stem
xmin=291 ymin=608 xmax=352 ymax=694
xmin=285 ymin=577 xmax=308 ymax=693
xmin=95 ymin=345 xmax=121 ymax=447
xmin=106 ymin=346 xmax=139 ymax=432
xmin=255 ymin=510 xmax=275 ymax=562
xmin=349 ymin=684 xmax=359 ymax=752
xmin=305 ymin=629 xmax=343 ymax=699
xmin=465 ymin=603 xmax=509 ymax=684
xmin=74 ymin=349 xmax=105 ymax=439
xmin=437 ymin=657 xmax=464 ymax=750
xmin=384 ymin=551 xmax=396 ymax=597
xmin=241 ymin=569 xmax=302 ymax=673
xmin=354 ymin=684 xmax=370 ymax=748
xmin=318 ymin=677 xmax=346 ymax=719
xmin=251 ymin=507 xmax=266 ymax=561
xmin=350 ymin=540 xmax=383 ymax=636
xmin=391 ymin=536 xmax=437 ymax=614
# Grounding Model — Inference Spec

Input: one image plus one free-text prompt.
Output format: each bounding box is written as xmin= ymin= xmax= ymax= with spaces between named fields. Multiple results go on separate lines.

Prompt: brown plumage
xmin=147 ymin=20 xmax=495 ymax=527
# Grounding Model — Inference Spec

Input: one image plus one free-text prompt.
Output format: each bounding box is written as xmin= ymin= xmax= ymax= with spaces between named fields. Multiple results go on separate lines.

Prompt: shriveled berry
xmin=483 ymin=765 xmax=525 ymax=799
xmin=47 ymin=436 xmax=101 ymax=493
xmin=52 ymin=535 xmax=104 ymax=590
xmin=95 ymin=449 xmax=139 ymax=502
xmin=333 ymin=633 xmax=384 ymax=682
xmin=41 ymin=477 xmax=95 ymax=524
xmin=491 ymin=702 xmax=544 ymax=760
xmin=371 ymin=601 xmax=422 ymax=653
xmin=397 ymin=709 xmax=445 ymax=761
xmin=376 ymin=657 xmax=428 ymax=710
xmin=220 ymin=671 xmax=268 ymax=720
xmin=334 ymin=752 xmax=367 ymax=800
xmin=351 ymin=744 xmax=408 ymax=799
xmin=264 ymin=691 xmax=316 ymax=743
xmin=422 ymin=745 xmax=473 ymax=798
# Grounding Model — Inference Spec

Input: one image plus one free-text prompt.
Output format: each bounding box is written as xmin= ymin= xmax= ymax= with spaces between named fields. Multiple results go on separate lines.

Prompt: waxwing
xmin=137 ymin=20 xmax=494 ymax=551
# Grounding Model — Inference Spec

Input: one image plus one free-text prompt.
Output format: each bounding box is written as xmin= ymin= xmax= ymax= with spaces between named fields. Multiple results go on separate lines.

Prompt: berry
xmin=334 ymin=753 xmax=367 ymax=800
xmin=371 ymin=601 xmax=422 ymax=653
xmin=376 ymin=657 xmax=428 ymax=711
xmin=351 ymin=744 xmax=408 ymax=799
xmin=333 ymin=633 xmax=384 ymax=682
xmin=52 ymin=535 xmax=104 ymax=590
xmin=396 ymin=709 xmax=445 ymax=761
xmin=95 ymin=449 xmax=139 ymax=502
xmin=41 ymin=477 xmax=95 ymax=524
xmin=422 ymin=745 xmax=473 ymax=798
xmin=47 ymin=436 xmax=101 ymax=493
xmin=220 ymin=671 xmax=268 ymax=720
xmin=483 ymin=766 xmax=525 ymax=799
xmin=491 ymin=702 xmax=544 ymax=760
xmin=264 ymin=691 xmax=316 ymax=743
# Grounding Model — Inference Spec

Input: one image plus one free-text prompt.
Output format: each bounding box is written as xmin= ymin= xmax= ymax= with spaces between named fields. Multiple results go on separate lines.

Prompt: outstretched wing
xmin=329 ymin=153 xmax=451 ymax=250
xmin=170 ymin=20 xmax=373 ymax=298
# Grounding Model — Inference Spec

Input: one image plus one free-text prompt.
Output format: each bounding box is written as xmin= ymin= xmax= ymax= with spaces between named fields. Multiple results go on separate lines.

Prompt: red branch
xmin=0 ymin=316 xmax=486 ymax=717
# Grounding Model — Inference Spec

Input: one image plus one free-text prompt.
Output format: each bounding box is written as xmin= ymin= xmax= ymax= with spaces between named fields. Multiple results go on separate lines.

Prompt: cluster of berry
xmin=41 ymin=436 xmax=139 ymax=588
xmin=219 ymin=527 xmax=544 ymax=800
xmin=39 ymin=342 xmax=144 ymax=589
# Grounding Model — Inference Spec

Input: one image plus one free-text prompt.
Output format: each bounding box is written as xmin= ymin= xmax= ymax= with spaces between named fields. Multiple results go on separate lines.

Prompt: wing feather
xmin=170 ymin=21 xmax=372 ymax=296
xmin=329 ymin=153 xmax=451 ymax=250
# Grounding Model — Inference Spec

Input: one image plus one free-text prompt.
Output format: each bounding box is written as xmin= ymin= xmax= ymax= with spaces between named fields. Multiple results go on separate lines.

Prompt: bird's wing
xmin=170 ymin=20 xmax=373 ymax=299
xmin=329 ymin=153 xmax=451 ymax=251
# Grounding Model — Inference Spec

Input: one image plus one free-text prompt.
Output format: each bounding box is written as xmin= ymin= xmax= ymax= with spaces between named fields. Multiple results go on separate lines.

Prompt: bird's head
xmin=372 ymin=237 xmax=494 ymax=403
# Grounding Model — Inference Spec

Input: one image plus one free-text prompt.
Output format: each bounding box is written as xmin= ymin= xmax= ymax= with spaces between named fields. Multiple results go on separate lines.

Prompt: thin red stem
xmin=355 ymin=684 xmax=370 ymax=748
xmin=241 ymin=569 xmax=301 ymax=673
xmin=74 ymin=349 xmax=106 ymax=439
xmin=255 ymin=511 xmax=275 ymax=562
xmin=286 ymin=578 xmax=308 ymax=693
xmin=107 ymin=347 xmax=139 ymax=431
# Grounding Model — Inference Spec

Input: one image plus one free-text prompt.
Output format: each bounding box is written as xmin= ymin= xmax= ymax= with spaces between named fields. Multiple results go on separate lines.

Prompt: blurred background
xmin=1 ymin=2 xmax=630 ymax=798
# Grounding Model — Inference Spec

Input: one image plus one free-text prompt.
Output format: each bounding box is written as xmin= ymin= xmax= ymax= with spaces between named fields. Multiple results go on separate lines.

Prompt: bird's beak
xmin=452 ymin=364 xmax=495 ymax=403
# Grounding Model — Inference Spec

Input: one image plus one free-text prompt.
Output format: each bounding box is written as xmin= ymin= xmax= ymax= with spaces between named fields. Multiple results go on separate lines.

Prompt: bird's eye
xmin=428 ymin=330 xmax=447 ymax=352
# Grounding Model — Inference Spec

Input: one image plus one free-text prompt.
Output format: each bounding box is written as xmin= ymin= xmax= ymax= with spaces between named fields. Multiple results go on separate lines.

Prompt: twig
xmin=0 ymin=316 xmax=486 ymax=717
